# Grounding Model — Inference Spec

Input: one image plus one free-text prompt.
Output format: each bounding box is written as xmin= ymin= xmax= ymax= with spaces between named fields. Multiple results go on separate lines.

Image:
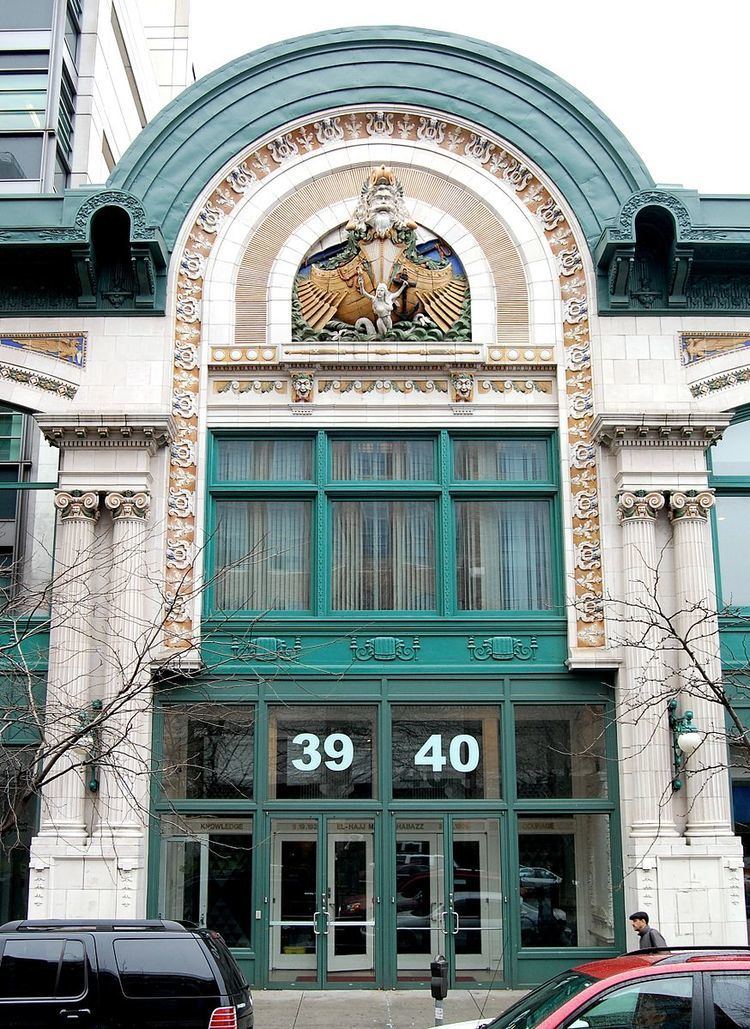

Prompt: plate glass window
xmin=391 ymin=705 xmax=501 ymax=800
xmin=269 ymin=705 xmax=377 ymax=799
xmin=515 ymin=706 xmax=607 ymax=798
xmin=162 ymin=705 xmax=254 ymax=800
xmin=517 ymin=815 xmax=613 ymax=948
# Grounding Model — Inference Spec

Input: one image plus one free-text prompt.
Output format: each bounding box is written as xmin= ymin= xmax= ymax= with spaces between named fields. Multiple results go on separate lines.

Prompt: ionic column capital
xmin=617 ymin=490 xmax=665 ymax=522
xmin=669 ymin=489 xmax=715 ymax=521
xmin=54 ymin=490 xmax=100 ymax=521
xmin=104 ymin=490 xmax=151 ymax=521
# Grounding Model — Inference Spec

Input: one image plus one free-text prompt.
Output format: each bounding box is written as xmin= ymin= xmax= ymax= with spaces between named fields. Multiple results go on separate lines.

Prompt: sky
xmin=188 ymin=0 xmax=749 ymax=196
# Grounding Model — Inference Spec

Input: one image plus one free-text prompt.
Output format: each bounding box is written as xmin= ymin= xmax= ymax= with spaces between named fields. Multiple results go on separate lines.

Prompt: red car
xmin=436 ymin=949 xmax=750 ymax=1029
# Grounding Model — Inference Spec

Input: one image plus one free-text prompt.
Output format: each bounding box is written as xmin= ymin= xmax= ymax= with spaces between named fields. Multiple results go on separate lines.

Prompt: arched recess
xmin=232 ymin=165 xmax=525 ymax=347
xmin=164 ymin=107 xmax=604 ymax=660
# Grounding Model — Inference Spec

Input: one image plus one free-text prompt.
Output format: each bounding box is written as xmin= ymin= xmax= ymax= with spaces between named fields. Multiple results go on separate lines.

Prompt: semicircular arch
xmin=108 ymin=27 xmax=653 ymax=250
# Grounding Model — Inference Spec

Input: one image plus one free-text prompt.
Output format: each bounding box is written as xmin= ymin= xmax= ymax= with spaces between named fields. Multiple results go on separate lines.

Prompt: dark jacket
xmin=639 ymin=926 xmax=667 ymax=949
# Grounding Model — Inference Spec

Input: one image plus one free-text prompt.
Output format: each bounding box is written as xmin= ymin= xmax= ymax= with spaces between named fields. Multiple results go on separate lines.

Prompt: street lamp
xmin=668 ymin=698 xmax=702 ymax=791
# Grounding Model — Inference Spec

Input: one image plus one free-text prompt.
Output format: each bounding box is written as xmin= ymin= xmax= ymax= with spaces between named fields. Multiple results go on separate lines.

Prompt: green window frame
xmin=709 ymin=408 xmax=750 ymax=610
xmin=0 ymin=405 xmax=58 ymax=605
xmin=205 ymin=430 xmax=562 ymax=618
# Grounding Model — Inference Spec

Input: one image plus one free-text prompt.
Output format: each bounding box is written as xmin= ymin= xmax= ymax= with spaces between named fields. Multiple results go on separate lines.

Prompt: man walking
xmin=629 ymin=911 xmax=667 ymax=949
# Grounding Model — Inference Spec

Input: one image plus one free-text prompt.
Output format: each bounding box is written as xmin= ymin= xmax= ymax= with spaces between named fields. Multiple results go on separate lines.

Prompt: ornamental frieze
xmin=681 ymin=331 xmax=750 ymax=366
xmin=0 ymin=332 xmax=86 ymax=367
xmin=467 ymin=635 xmax=538 ymax=661
xmin=164 ymin=107 xmax=605 ymax=651
xmin=350 ymin=636 xmax=420 ymax=662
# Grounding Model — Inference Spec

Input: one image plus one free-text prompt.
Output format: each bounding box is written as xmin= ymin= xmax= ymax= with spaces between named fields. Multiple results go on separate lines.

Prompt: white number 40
xmin=291 ymin=732 xmax=354 ymax=771
xmin=414 ymin=734 xmax=480 ymax=773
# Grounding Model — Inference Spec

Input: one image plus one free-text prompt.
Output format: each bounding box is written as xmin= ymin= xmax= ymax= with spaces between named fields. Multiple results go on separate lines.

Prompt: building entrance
xmin=268 ymin=816 xmax=376 ymax=985
xmin=395 ymin=816 xmax=503 ymax=985
xmin=265 ymin=813 xmax=503 ymax=987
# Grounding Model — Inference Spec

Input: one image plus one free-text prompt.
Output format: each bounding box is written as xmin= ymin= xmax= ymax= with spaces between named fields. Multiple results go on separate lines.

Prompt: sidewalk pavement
xmin=252 ymin=988 xmax=528 ymax=1029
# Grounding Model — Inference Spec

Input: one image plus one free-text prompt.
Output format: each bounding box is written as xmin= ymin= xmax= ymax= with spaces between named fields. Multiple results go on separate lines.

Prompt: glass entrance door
xmin=268 ymin=817 xmax=376 ymax=985
xmin=159 ymin=819 xmax=253 ymax=948
xmin=395 ymin=816 xmax=503 ymax=986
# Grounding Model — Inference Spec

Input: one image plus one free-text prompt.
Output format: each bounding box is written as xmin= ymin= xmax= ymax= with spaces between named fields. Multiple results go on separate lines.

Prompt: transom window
xmin=208 ymin=432 xmax=559 ymax=615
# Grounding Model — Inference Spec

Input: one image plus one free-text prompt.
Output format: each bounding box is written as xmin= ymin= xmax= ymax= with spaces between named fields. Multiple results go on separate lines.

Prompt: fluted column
xmin=38 ymin=490 xmax=100 ymax=837
xmin=617 ymin=490 xmax=678 ymax=836
xmin=669 ymin=490 xmax=733 ymax=836
xmin=96 ymin=491 xmax=151 ymax=835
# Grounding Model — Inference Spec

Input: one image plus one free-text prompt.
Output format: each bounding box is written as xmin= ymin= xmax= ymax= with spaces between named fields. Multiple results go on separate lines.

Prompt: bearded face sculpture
xmin=293 ymin=166 xmax=471 ymax=342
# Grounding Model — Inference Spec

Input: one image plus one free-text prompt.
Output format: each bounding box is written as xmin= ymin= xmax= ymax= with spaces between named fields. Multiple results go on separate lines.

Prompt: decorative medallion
xmin=350 ymin=635 xmax=420 ymax=661
xmin=229 ymin=635 xmax=302 ymax=661
xmin=165 ymin=108 xmax=604 ymax=650
xmin=467 ymin=635 xmax=538 ymax=661
xmin=292 ymin=166 xmax=471 ymax=342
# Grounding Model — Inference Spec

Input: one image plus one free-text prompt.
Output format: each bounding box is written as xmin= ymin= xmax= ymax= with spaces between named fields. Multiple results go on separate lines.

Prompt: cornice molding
xmin=35 ymin=414 xmax=175 ymax=454
xmin=591 ymin=413 xmax=729 ymax=450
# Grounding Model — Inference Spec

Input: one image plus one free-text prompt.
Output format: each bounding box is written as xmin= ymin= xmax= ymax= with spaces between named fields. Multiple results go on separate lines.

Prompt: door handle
xmin=452 ymin=909 xmax=460 ymax=935
xmin=59 ymin=1011 xmax=91 ymax=1021
xmin=322 ymin=909 xmax=330 ymax=935
xmin=313 ymin=909 xmax=320 ymax=935
xmin=440 ymin=908 xmax=448 ymax=934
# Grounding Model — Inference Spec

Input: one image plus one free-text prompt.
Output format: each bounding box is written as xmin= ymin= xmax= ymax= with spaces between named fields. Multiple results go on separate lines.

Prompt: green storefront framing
xmin=146 ymin=428 xmax=625 ymax=990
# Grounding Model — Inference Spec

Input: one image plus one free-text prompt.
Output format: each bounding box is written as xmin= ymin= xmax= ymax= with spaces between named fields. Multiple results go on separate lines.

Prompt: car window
xmin=486 ymin=972 xmax=596 ymax=1029
xmin=567 ymin=975 xmax=692 ymax=1029
xmin=0 ymin=939 xmax=63 ymax=998
xmin=114 ymin=938 xmax=218 ymax=998
xmin=56 ymin=941 xmax=86 ymax=998
xmin=711 ymin=974 xmax=750 ymax=1029
xmin=202 ymin=933 xmax=248 ymax=997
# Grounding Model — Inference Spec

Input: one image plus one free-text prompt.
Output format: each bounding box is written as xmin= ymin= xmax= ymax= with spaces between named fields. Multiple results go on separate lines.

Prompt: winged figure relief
xmin=292 ymin=166 xmax=471 ymax=341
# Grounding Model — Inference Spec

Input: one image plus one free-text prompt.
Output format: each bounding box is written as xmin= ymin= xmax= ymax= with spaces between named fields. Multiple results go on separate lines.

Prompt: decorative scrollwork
xmin=467 ymin=635 xmax=538 ymax=661
xmin=230 ymin=635 xmax=302 ymax=661
xmin=350 ymin=636 xmax=420 ymax=662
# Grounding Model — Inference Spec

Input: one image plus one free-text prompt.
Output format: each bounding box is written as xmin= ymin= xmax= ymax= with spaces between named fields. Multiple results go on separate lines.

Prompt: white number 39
xmin=291 ymin=732 xmax=354 ymax=771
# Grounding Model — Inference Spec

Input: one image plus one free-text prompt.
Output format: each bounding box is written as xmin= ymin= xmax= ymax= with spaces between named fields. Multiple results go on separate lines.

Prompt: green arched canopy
xmin=108 ymin=26 xmax=654 ymax=251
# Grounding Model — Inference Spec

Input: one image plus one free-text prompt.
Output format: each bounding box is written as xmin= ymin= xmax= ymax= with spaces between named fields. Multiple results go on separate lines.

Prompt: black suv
xmin=0 ymin=919 xmax=253 ymax=1029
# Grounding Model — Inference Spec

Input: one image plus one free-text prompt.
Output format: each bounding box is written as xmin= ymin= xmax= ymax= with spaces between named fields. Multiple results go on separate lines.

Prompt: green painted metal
xmin=0 ymin=187 xmax=168 ymax=316
xmin=595 ymin=188 xmax=750 ymax=315
xmin=204 ymin=428 xmax=563 ymax=625
xmin=107 ymin=26 xmax=654 ymax=250
xmin=147 ymin=675 xmax=623 ymax=989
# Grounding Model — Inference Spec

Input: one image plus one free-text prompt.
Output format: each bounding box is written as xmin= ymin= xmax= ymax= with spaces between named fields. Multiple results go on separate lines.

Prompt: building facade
xmin=1 ymin=26 xmax=750 ymax=992
xmin=0 ymin=0 xmax=192 ymax=193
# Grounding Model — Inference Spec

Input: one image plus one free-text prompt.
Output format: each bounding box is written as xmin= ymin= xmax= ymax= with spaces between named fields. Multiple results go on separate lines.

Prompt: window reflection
xmin=269 ymin=706 xmax=376 ymax=800
xmin=518 ymin=815 xmax=614 ymax=948
xmin=162 ymin=705 xmax=253 ymax=800
xmin=515 ymin=706 xmax=607 ymax=799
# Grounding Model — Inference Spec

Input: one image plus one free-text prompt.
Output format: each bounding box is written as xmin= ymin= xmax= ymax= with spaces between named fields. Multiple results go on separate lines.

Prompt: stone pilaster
xmin=668 ymin=490 xmax=734 ymax=837
xmin=95 ymin=491 xmax=151 ymax=836
xmin=617 ymin=490 xmax=678 ymax=837
xmin=37 ymin=490 xmax=100 ymax=837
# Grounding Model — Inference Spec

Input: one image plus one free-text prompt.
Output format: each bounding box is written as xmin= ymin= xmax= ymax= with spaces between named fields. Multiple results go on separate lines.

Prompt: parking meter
xmin=430 ymin=954 xmax=449 ymax=1000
